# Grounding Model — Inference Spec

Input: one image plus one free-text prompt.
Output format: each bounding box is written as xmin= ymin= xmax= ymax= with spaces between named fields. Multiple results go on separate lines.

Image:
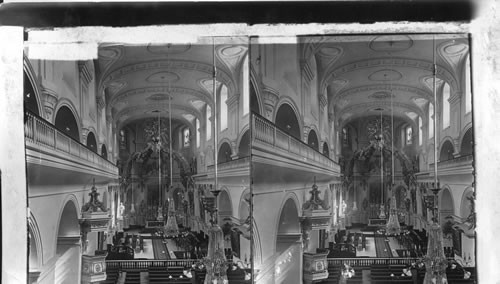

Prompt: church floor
xmin=124 ymin=228 xmax=182 ymax=260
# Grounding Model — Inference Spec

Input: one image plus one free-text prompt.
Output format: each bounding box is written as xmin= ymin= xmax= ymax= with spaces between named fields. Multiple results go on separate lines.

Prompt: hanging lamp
xmin=422 ymin=35 xmax=448 ymax=284
xmin=155 ymin=109 xmax=164 ymax=222
xmin=386 ymin=65 xmax=401 ymax=235
xmin=164 ymin=43 xmax=180 ymax=237
xmin=378 ymin=109 xmax=386 ymax=220
xmin=202 ymin=37 xmax=228 ymax=284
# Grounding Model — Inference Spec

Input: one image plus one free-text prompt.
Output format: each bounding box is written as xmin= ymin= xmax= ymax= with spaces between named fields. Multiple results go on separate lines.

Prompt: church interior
xmin=22 ymin=34 xmax=475 ymax=284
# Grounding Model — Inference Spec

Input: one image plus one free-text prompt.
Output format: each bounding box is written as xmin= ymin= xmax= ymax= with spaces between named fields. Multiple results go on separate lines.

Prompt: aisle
xmin=374 ymin=235 xmax=393 ymax=258
xmin=151 ymin=235 xmax=171 ymax=260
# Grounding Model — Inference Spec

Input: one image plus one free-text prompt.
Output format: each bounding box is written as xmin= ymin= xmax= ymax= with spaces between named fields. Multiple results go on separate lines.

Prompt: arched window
xmin=275 ymin=104 xmax=300 ymax=140
xmin=440 ymin=140 xmax=455 ymax=162
xmin=465 ymin=55 xmax=472 ymax=114
xmin=307 ymin=130 xmax=319 ymax=151
xmin=55 ymin=106 xmax=79 ymax=141
xmin=460 ymin=128 xmax=473 ymax=156
xmin=442 ymin=83 xmax=450 ymax=129
xmin=418 ymin=116 xmax=423 ymax=146
xmin=220 ymin=85 xmax=228 ymax=130
xmin=120 ymin=129 xmax=126 ymax=149
xmin=342 ymin=128 xmax=349 ymax=146
xmin=406 ymin=126 xmax=413 ymax=145
xmin=101 ymin=144 xmax=108 ymax=160
xmin=428 ymin=103 xmax=434 ymax=139
xmin=87 ymin=132 xmax=97 ymax=153
xmin=242 ymin=57 xmax=249 ymax=115
xmin=206 ymin=105 xmax=212 ymax=141
xmin=195 ymin=118 xmax=200 ymax=148
xmin=183 ymin=127 xmax=190 ymax=148
xmin=24 ymin=72 xmax=40 ymax=115
xmin=322 ymin=142 xmax=329 ymax=157
xmin=218 ymin=142 xmax=232 ymax=163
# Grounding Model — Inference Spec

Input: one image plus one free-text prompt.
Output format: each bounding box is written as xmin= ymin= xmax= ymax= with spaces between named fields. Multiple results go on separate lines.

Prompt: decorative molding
xmin=325 ymin=57 xmax=458 ymax=90
xmin=79 ymin=62 xmax=93 ymax=86
xmin=111 ymin=86 xmax=213 ymax=108
xmin=336 ymin=84 xmax=432 ymax=101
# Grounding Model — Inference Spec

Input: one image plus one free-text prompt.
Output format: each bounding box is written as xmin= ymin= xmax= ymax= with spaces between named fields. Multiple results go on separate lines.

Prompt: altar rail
xmin=252 ymin=114 xmax=339 ymax=171
xmin=24 ymin=110 xmax=118 ymax=176
xmin=106 ymin=259 xmax=200 ymax=269
xmin=327 ymin=257 xmax=419 ymax=267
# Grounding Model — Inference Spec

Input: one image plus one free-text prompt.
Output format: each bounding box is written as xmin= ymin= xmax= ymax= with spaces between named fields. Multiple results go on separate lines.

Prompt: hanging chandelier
xmin=422 ymin=35 xmax=448 ymax=284
xmin=200 ymin=38 xmax=228 ymax=284
xmin=163 ymin=43 xmax=180 ymax=237
xmin=385 ymin=62 xmax=401 ymax=236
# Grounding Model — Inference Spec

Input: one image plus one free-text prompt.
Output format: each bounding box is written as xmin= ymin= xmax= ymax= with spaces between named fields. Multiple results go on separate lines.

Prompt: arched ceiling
xmin=97 ymin=41 xmax=248 ymax=130
xmin=304 ymin=34 xmax=469 ymax=128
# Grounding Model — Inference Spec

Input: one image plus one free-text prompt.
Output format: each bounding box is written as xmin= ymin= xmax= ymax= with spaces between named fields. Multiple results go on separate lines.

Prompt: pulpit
xmin=301 ymin=179 xmax=331 ymax=284
xmin=80 ymin=181 xmax=111 ymax=284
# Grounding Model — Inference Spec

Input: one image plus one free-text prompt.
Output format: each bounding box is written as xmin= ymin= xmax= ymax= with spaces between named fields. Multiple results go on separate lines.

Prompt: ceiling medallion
xmin=405 ymin=111 xmax=418 ymax=121
xmin=368 ymin=69 xmax=402 ymax=81
xmin=412 ymin=97 xmax=428 ymax=109
xmin=220 ymin=46 xmax=246 ymax=57
xmin=147 ymin=93 xmax=172 ymax=102
xmin=318 ymin=46 xmax=341 ymax=57
xmin=369 ymin=35 xmax=413 ymax=52
xmin=443 ymin=42 xmax=468 ymax=55
xmin=368 ymin=91 xmax=395 ymax=100
xmin=98 ymin=48 xmax=120 ymax=59
xmin=147 ymin=44 xmax=191 ymax=55
xmin=190 ymin=99 xmax=206 ymax=110
xmin=146 ymin=71 xmax=180 ymax=83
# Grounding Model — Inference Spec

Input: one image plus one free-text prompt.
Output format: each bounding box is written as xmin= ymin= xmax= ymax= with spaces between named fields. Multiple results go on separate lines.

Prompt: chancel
xmin=250 ymin=34 xmax=475 ymax=284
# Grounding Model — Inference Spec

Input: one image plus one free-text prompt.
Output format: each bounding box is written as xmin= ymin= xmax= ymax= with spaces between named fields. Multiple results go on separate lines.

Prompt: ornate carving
xmin=82 ymin=181 xmax=107 ymax=213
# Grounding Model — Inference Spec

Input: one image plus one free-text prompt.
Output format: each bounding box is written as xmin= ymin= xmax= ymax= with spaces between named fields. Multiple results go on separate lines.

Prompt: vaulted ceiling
xmin=301 ymin=34 xmax=470 ymax=128
xmin=97 ymin=39 xmax=248 ymax=131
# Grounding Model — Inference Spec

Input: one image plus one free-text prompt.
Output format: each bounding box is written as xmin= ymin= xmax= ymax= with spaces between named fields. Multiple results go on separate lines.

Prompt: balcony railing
xmin=106 ymin=259 xmax=205 ymax=269
xmin=252 ymin=114 xmax=338 ymax=171
xmin=207 ymin=156 xmax=250 ymax=172
xmin=24 ymin=111 xmax=118 ymax=176
xmin=429 ymin=154 xmax=473 ymax=170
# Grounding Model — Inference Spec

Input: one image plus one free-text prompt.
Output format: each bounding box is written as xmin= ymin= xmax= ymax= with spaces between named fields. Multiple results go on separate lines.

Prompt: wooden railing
xmin=24 ymin=110 xmax=118 ymax=176
xmin=252 ymin=114 xmax=339 ymax=171
xmin=106 ymin=259 xmax=230 ymax=269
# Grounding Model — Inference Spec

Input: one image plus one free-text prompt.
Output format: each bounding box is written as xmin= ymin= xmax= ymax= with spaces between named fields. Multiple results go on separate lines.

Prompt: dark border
xmin=0 ymin=1 xmax=475 ymax=28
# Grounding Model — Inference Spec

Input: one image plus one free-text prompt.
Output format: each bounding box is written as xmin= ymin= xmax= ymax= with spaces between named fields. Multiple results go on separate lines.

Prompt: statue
xmin=82 ymin=182 xmax=107 ymax=213
xmin=117 ymin=202 xmax=125 ymax=220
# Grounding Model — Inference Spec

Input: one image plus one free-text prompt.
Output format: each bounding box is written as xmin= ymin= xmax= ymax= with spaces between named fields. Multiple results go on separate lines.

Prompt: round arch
xmin=238 ymin=187 xmax=251 ymax=221
xmin=87 ymin=132 xmax=97 ymax=153
xmin=439 ymin=186 xmax=455 ymax=225
xmin=250 ymin=68 xmax=263 ymax=115
xmin=459 ymin=127 xmax=473 ymax=156
xmin=307 ymin=129 xmax=319 ymax=151
xmin=24 ymin=57 xmax=44 ymax=116
xmin=54 ymin=103 xmax=81 ymax=142
xmin=275 ymin=194 xmax=301 ymax=254
xmin=55 ymin=197 xmax=81 ymax=255
xmin=459 ymin=187 xmax=474 ymax=219
xmin=218 ymin=141 xmax=233 ymax=163
xmin=28 ymin=212 xmax=43 ymax=270
xmin=101 ymin=144 xmax=108 ymax=160
xmin=274 ymin=101 xmax=302 ymax=140
xmin=218 ymin=188 xmax=233 ymax=221
xmin=439 ymin=139 xmax=455 ymax=162
xmin=322 ymin=142 xmax=330 ymax=157
xmin=237 ymin=129 xmax=250 ymax=158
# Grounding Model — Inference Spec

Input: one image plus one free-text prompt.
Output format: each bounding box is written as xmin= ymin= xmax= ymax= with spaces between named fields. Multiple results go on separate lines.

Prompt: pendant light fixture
xmin=203 ymin=37 xmax=228 ymax=284
xmin=164 ymin=43 xmax=180 ymax=237
xmin=379 ymin=109 xmax=386 ymax=219
xmin=386 ymin=58 xmax=401 ymax=235
xmin=155 ymin=109 xmax=164 ymax=222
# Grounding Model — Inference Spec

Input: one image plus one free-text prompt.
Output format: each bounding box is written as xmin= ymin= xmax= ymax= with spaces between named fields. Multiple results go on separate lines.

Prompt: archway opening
xmin=307 ymin=130 xmax=319 ymax=151
xmin=238 ymin=130 xmax=250 ymax=157
xmin=250 ymin=81 xmax=260 ymax=115
xmin=275 ymin=198 xmax=301 ymax=284
xmin=440 ymin=188 xmax=454 ymax=226
xmin=439 ymin=140 xmax=454 ymax=162
xmin=275 ymin=104 xmax=300 ymax=140
xmin=55 ymin=106 xmax=79 ymax=141
xmin=24 ymin=72 xmax=40 ymax=115
xmin=87 ymin=132 xmax=97 ymax=153
xmin=28 ymin=229 xmax=39 ymax=271
xmin=55 ymin=200 xmax=81 ymax=283
xmin=101 ymin=144 xmax=108 ymax=160
xmin=218 ymin=142 xmax=232 ymax=163
xmin=322 ymin=142 xmax=329 ymax=157
xmin=460 ymin=128 xmax=473 ymax=156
